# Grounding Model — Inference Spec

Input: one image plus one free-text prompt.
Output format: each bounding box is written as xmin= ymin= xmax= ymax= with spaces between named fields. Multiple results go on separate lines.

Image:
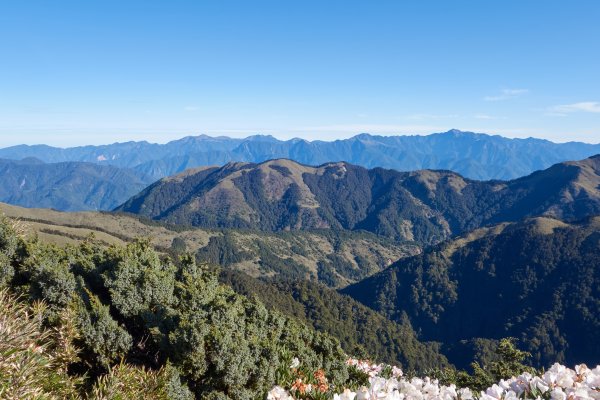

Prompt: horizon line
xmin=2 ymin=129 xmax=600 ymax=149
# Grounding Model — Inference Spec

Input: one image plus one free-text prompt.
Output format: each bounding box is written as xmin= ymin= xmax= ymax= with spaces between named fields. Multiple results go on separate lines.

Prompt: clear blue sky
xmin=1 ymin=0 xmax=600 ymax=146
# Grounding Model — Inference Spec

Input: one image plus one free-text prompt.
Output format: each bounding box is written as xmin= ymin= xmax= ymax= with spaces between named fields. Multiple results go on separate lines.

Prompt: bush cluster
xmin=0 ymin=216 xmax=352 ymax=399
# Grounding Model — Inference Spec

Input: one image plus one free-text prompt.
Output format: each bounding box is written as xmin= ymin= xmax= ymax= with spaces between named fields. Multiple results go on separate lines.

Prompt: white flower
xmin=571 ymin=388 xmax=594 ymax=400
xmin=439 ymin=384 xmax=457 ymax=400
xmin=498 ymin=379 xmax=511 ymax=391
xmin=585 ymin=366 xmax=600 ymax=388
xmin=392 ymin=366 xmax=403 ymax=378
xmin=267 ymin=386 xmax=293 ymax=400
xmin=368 ymin=377 xmax=387 ymax=395
xmin=546 ymin=363 xmax=576 ymax=388
xmin=289 ymin=357 xmax=300 ymax=369
xmin=355 ymin=386 xmax=370 ymax=400
xmin=504 ymin=390 xmax=520 ymax=400
xmin=576 ymin=364 xmax=590 ymax=376
xmin=458 ymin=387 xmax=474 ymax=400
xmin=531 ymin=376 xmax=550 ymax=393
xmin=550 ymin=387 xmax=567 ymax=400
xmin=273 ymin=359 xmax=600 ymax=400
xmin=480 ymin=394 xmax=500 ymax=400
xmin=382 ymin=391 xmax=403 ymax=400
xmin=484 ymin=384 xmax=504 ymax=399
xmin=334 ymin=389 xmax=357 ymax=400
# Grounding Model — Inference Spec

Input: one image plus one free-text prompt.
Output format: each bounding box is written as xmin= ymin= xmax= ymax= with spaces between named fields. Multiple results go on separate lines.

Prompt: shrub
xmin=0 ymin=289 xmax=81 ymax=399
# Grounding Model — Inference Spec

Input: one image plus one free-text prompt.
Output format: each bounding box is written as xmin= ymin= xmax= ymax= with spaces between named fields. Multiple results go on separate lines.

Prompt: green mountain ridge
xmin=3 ymin=154 xmax=600 ymax=383
xmin=341 ymin=216 xmax=600 ymax=368
xmin=117 ymin=155 xmax=600 ymax=245
xmin=0 ymin=158 xmax=152 ymax=211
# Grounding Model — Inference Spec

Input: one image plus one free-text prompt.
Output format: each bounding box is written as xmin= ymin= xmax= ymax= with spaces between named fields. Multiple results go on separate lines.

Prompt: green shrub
xmin=74 ymin=284 xmax=133 ymax=368
xmin=0 ymin=213 xmax=353 ymax=398
xmin=0 ymin=216 xmax=21 ymax=288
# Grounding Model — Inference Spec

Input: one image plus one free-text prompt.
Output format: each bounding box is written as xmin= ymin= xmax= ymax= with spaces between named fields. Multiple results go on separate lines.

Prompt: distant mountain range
xmin=0 ymin=158 xmax=152 ymax=211
xmin=1 ymin=130 xmax=599 ymax=180
xmin=117 ymin=155 xmax=600 ymax=245
xmin=342 ymin=216 xmax=600 ymax=368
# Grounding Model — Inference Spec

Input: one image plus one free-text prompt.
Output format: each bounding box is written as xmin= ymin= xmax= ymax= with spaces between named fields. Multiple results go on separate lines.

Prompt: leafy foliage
xmin=4 ymin=203 xmax=600 ymax=398
xmin=89 ymin=363 xmax=193 ymax=400
xmin=0 ymin=216 xmax=20 ymax=287
xmin=74 ymin=286 xmax=133 ymax=368
xmin=425 ymin=338 xmax=537 ymax=391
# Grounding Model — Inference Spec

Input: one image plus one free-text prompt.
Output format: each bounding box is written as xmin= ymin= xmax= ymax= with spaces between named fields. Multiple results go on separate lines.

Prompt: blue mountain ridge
xmin=1 ymin=130 xmax=599 ymax=180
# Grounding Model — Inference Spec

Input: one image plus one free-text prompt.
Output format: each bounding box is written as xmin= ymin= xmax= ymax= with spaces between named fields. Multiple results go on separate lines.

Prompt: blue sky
xmin=1 ymin=0 xmax=599 ymax=147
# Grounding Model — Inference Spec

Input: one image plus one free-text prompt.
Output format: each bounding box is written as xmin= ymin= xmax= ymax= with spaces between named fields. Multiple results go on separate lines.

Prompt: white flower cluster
xmin=332 ymin=376 xmax=473 ymax=400
xmin=478 ymin=363 xmax=600 ymax=400
xmin=346 ymin=358 xmax=403 ymax=379
xmin=268 ymin=360 xmax=600 ymax=400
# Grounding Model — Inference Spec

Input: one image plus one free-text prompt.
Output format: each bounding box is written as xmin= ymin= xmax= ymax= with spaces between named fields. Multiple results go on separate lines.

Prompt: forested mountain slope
xmin=0 ymin=158 xmax=152 ymax=211
xmin=219 ymin=270 xmax=448 ymax=370
xmin=342 ymin=217 xmax=600 ymax=368
xmin=117 ymin=156 xmax=600 ymax=244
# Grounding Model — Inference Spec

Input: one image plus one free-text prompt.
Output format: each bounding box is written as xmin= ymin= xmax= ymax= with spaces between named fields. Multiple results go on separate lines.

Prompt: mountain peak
xmin=442 ymin=129 xmax=481 ymax=137
xmin=243 ymin=134 xmax=278 ymax=142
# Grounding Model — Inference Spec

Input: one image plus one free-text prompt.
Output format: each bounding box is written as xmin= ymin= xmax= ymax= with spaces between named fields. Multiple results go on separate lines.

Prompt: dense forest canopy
xmin=342 ymin=217 xmax=600 ymax=368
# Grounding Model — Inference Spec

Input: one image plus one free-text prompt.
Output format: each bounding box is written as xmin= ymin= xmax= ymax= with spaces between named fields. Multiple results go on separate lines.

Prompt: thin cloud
xmin=484 ymin=88 xmax=529 ymax=102
xmin=550 ymin=102 xmax=600 ymax=114
xmin=295 ymin=124 xmax=446 ymax=135
xmin=405 ymin=114 xmax=459 ymax=120
xmin=184 ymin=106 xmax=200 ymax=112
xmin=474 ymin=114 xmax=496 ymax=120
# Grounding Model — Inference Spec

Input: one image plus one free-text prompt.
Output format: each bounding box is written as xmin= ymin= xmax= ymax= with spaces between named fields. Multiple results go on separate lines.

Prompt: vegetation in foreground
xmin=0 ymin=288 xmax=185 ymax=399
xmin=268 ymin=346 xmax=600 ymax=400
xmin=2 ymin=214 xmax=599 ymax=399
xmin=1 ymin=215 xmax=353 ymax=398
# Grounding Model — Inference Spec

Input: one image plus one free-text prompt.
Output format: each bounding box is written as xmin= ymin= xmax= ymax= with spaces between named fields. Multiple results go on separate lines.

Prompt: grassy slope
xmin=0 ymin=202 xmax=417 ymax=287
